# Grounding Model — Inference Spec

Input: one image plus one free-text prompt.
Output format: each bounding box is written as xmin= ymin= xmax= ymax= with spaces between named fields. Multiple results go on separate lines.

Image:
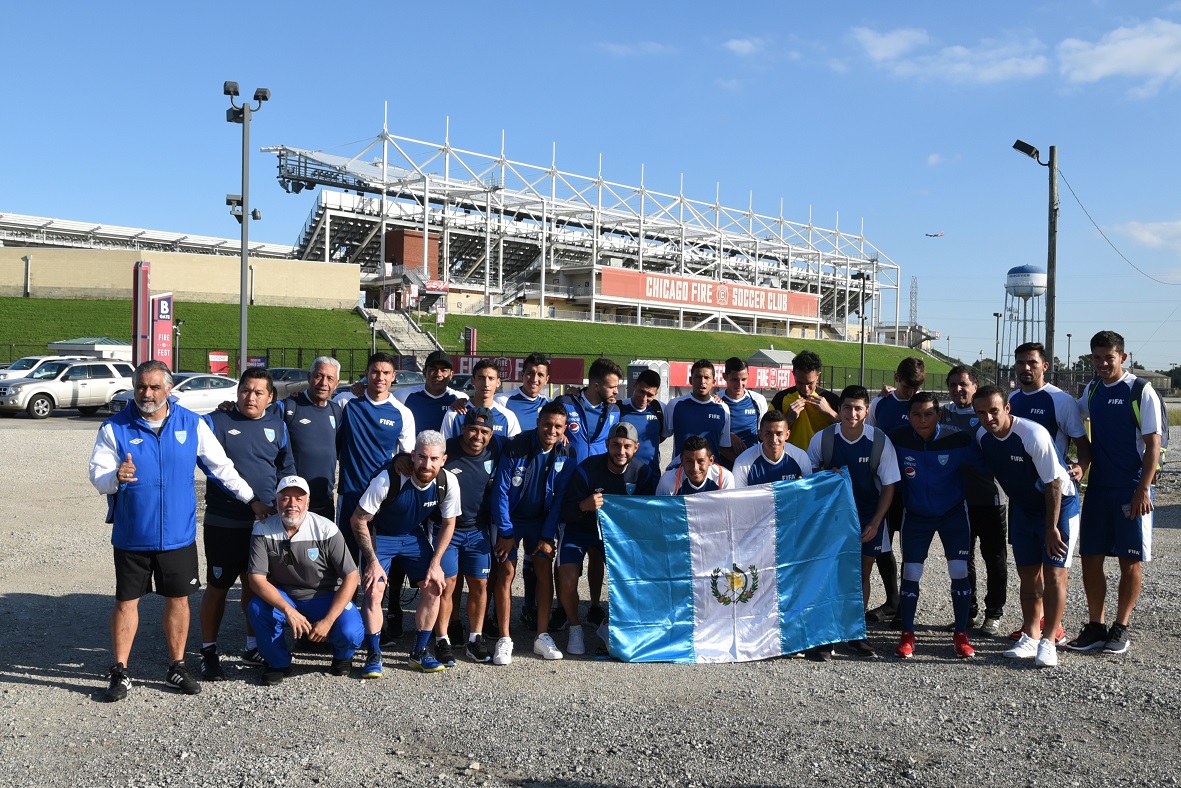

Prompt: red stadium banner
xmin=599 ymin=269 xmax=819 ymax=318
xmin=208 ymin=352 xmax=230 ymax=376
xmin=451 ymin=355 xmax=585 ymax=385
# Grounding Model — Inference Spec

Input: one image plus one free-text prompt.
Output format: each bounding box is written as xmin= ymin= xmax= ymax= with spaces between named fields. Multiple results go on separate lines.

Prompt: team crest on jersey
xmin=212 ymin=566 xmax=223 ymax=579
xmin=298 ymin=418 xmax=312 ymax=425
xmin=174 ymin=431 xmax=187 ymax=445
xmin=228 ymin=429 xmax=241 ymax=436
xmin=710 ymin=563 xmax=759 ymax=605
xmin=329 ymin=416 xmax=336 ymax=429
xmin=484 ymin=459 xmax=494 ymax=474
xmin=625 ymin=483 xmax=636 ymax=494
xmin=130 ymin=438 xmax=144 ymax=445
xmin=554 ymin=458 xmax=566 ymax=473
xmin=306 ymin=547 xmax=319 ymax=562
xmin=938 ymin=454 xmax=949 ymax=466
xmin=970 ymin=417 xmax=979 ymax=427
xmin=264 ymin=428 xmax=276 ymax=442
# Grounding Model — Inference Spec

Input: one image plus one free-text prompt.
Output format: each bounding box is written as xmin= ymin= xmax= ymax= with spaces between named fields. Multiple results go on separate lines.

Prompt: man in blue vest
xmin=282 ymin=357 xmax=343 ymax=519
xmin=89 ymin=361 xmax=269 ymax=702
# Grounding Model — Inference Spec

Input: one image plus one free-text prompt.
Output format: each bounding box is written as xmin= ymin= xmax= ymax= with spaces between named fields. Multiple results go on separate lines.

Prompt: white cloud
xmin=1058 ymin=19 xmax=1181 ymax=97
xmin=927 ymin=153 xmax=943 ymax=166
xmin=598 ymin=41 xmax=676 ymax=58
xmin=851 ymin=27 xmax=1048 ymax=83
xmin=851 ymin=27 xmax=928 ymax=61
xmin=715 ymin=78 xmax=743 ymax=91
xmin=724 ymin=38 xmax=765 ymax=57
xmin=1117 ymin=218 xmax=1181 ymax=255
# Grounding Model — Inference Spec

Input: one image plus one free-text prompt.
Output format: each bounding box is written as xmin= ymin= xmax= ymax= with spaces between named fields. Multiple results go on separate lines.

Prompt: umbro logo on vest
xmin=228 ymin=429 xmax=241 ymax=436
xmin=129 ymin=438 xmax=144 ymax=445
xmin=298 ymin=418 xmax=312 ymax=425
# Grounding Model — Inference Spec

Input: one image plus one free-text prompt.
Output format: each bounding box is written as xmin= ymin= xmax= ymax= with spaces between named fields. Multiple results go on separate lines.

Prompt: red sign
xmin=132 ymin=261 xmax=152 ymax=365
xmin=208 ymin=352 xmax=230 ymax=376
xmin=667 ymin=361 xmax=794 ymax=390
xmin=150 ymin=292 xmax=173 ymax=369
xmin=599 ymin=269 xmax=819 ymax=318
xmin=424 ymin=280 xmax=449 ymax=291
xmin=452 ymin=355 xmax=585 ymax=385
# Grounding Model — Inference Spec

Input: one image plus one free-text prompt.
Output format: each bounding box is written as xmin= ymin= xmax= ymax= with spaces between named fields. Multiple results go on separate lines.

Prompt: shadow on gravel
xmin=1151 ymin=501 xmax=1181 ymax=529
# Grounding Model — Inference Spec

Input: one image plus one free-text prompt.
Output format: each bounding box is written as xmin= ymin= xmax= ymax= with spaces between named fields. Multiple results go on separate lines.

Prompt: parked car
xmin=0 ymin=359 xmax=135 ymax=418
xmin=108 ymin=373 xmax=239 ymax=416
xmin=267 ymin=367 xmax=311 ymax=399
xmin=0 ymin=355 xmax=89 ymax=381
xmin=449 ymin=373 xmax=475 ymax=394
xmin=329 ymin=370 xmax=426 ymax=402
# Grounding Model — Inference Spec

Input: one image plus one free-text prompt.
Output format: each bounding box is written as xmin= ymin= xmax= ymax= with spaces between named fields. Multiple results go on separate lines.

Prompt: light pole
xmin=1013 ymin=139 xmax=1058 ymax=376
xmin=851 ymin=271 xmax=869 ymax=386
xmin=368 ymin=315 xmax=378 ymax=354
xmin=946 ymin=336 xmax=951 ymax=358
xmin=225 ymin=81 xmax=270 ymax=375
xmin=173 ymin=318 xmax=185 ymax=372
xmin=993 ymin=312 xmax=1003 ymax=385
xmin=1066 ymin=332 xmax=1073 ymax=379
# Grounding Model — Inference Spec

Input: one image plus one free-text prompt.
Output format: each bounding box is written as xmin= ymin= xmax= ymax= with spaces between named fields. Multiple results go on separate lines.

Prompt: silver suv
xmin=0 ymin=355 xmax=88 ymax=381
xmin=0 ymin=359 xmax=135 ymax=419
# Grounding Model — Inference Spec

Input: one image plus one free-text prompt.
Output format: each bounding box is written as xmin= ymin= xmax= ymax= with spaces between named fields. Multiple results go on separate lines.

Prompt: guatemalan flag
xmin=598 ymin=471 xmax=864 ymax=663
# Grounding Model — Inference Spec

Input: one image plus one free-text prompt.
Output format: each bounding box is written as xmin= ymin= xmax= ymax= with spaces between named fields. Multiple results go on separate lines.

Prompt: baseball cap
xmin=609 ymin=421 xmax=639 ymax=444
xmin=275 ymin=475 xmax=311 ymax=497
xmin=424 ymin=350 xmax=453 ymax=370
xmin=463 ymin=406 xmax=494 ymax=428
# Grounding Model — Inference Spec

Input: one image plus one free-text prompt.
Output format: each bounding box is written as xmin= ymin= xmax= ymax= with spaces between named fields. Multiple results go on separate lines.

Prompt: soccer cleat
xmin=979 ymin=617 xmax=1003 ymax=637
xmin=586 ymin=604 xmax=607 ymax=628
xmin=1104 ymin=623 xmax=1130 ymax=654
xmin=1035 ymin=638 xmax=1059 ymax=667
xmin=466 ymin=634 xmax=491 ymax=663
xmin=841 ymin=639 xmax=877 ymax=658
xmin=434 ymin=637 xmax=456 ymax=668
xmin=533 ymin=633 xmax=564 ymax=660
xmin=329 ymin=657 xmax=352 ymax=676
xmin=104 ymin=663 xmax=131 ymax=702
xmin=1004 ymin=632 xmax=1039 ymax=659
xmin=567 ymin=626 xmax=586 ymax=655
xmin=895 ymin=631 xmax=916 ymax=658
xmin=952 ymin=632 xmax=975 ymax=659
xmin=447 ymin=619 xmax=465 ymax=649
xmin=492 ymin=637 xmax=514 ymax=666
xmin=1067 ymin=622 xmax=1110 ymax=652
xmin=200 ymin=645 xmax=225 ymax=681
xmin=548 ymin=607 xmax=569 ymax=632
xmin=361 ymin=652 xmax=383 ymax=679
xmin=241 ymin=647 xmax=267 ymax=666
xmin=410 ymin=649 xmax=446 ymax=673
xmin=165 ymin=661 xmax=201 ymax=695
xmin=261 ymin=666 xmax=291 ymax=686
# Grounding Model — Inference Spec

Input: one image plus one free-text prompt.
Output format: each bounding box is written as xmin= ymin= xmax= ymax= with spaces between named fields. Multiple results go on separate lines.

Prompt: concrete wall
xmin=0 ymin=248 xmax=360 ymax=309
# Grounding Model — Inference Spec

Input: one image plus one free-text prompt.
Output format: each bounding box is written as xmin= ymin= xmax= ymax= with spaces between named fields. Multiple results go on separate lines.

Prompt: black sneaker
xmin=1104 ymin=623 xmax=1130 ymax=654
xmin=586 ymin=604 xmax=606 ymax=627
xmin=104 ymin=663 xmax=131 ymax=702
xmin=841 ymin=639 xmax=877 ymax=658
xmin=434 ymin=637 xmax=457 ymax=668
xmin=330 ymin=657 xmax=352 ymax=676
xmin=241 ymin=647 xmax=267 ymax=666
xmin=382 ymin=615 xmax=404 ymax=644
xmin=466 ymin=634 xmax=491 ymax=663
xmin=165 ymin=661 xmax=201 ymax=695
xmin=806 ymin=645 xmax=834 ymax=662
xmin=447 ymin=619 xmax=465 ymax=648
xmin=520 ymin=607 xmax=537 ymax=629
xmin=1067 ymin=622 xmax=1109 ymax=651
xmin=261 ymin=666 xmax=291 ymax=686
xmin=548 ymin=607 xmax=569 ymax=632
xmin=200 ymin=645 xmax=225 ymax=681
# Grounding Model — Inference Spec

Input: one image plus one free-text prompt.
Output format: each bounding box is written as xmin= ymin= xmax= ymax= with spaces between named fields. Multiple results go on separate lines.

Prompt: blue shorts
xmin=439 ymin=527 xmax=492 ymax=579
xmin=557 ymin=524 xmax=603 ymax=568
xmin=1009 ymin=497 xmax=1080 ymax=568
xmin=859 ymin=515 xmax=891 ymax=558
xmin=499 ymin=518 xmax=546 ymax=562
xmin=373 ymin=531 xmax=433 ymax=587
xmin=1080 ymin=486 xmax=1153 ymax=561
xmin=899 ymin=507 xmax=970 ymax=564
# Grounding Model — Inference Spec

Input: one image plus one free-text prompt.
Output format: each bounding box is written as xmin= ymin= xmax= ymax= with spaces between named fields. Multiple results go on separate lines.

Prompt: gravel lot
xmin=2 ymin=414 xmax=1180 ymax=787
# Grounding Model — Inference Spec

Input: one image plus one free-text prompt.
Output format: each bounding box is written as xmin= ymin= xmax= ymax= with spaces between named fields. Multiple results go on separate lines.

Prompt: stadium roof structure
xmin=265 ymin=121 xmax=903 ymax=332
xmin=0 ymin=213 xmax=297 ymax=258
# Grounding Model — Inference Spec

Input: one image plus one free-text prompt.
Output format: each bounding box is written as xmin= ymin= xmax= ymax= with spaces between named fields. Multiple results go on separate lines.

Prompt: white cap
xmin=275 ymin=475 xmax=311 ymax=497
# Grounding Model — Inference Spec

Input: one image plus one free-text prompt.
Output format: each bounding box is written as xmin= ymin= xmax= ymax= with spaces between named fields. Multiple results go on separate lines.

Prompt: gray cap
xmin=608 ymin=421 xmax=639 ymax=444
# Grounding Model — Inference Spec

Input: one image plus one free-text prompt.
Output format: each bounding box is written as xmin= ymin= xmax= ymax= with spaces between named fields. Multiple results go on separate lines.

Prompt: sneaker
xmin=361 ymin=652 xmax=383 ymax=679
xmin=466 ymin=634 xmax=491 ymax=663
xmin=968 ymin=612 xmax=983 ymax=630
xmin=1011 ymin=617 xmax=1066 ymax=645
xmin=841 ymin=639 xmax=877 ymax=658
xmin=261 ymin=666 xmax=291 ymax=686
xmin=329 ymin=657 xmax=352 ymax=676
xmin=104 ymin=663 xmax=131 ymax=702
xmin=533 ymin=632 xmax=564 ymax=660
xmin=1004 ymin=632 xmax=1039 ymax=659
xmin=434 ymin=637 xmax=456 ymax=668
xmin=805 ymin=645 xmax=834 ymax=662
xmin=1067 ymin=621 xmax=1110 ymax=652
xmin=1052 ymin=624 xmax=1067 ymax=646
xmin=200 ymin=645 xmax=225 ymax=681
xmin=241 ymin=647 xmax=267 ymax=666
xmin=1104 ymin=623 xmax=1130 ymax=654
xmin=586 ymin=604 xmax=606 ymax=627
xmin=447 ymin=619 xmax=465 ymax=648
xmin=979 ymin=617 xmax=1003 ymax=637
xmin=548 ymin=607 xmax=569 ymax=632
xmin=492 ymin=637 xmax=514 ymax=666
xmin=382 ymin=613 xmax=404 ymax=644
xmin=866 ymin=603 xmax=898 ymax=623
xmin=1035 ymin=638 xmax=1059 ymax=667
xmin=520 ymin=607 xmax=537 ymax=630
xmin=596 ymin=621 xmax=609 ymax=647
xmin=567 ymin=626 xmax=586 ymax=655
xmin=165 ymin=660 xmax=201 ymax=695
xmin=952 ymin=632 xmax=975 ymax=659
xmin=895 ymin=631 xmax=916 ymax=658
xmin=410 ymin=649 xmax=446 ymax=673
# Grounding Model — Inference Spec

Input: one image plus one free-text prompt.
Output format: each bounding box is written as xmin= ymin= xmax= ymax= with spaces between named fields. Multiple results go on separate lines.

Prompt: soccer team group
xmin=88 ymin=328 xmax=1163 ymax=700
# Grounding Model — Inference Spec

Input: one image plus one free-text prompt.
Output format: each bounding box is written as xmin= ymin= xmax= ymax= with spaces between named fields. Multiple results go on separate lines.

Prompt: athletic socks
xmin=951 ymin=576 xmax=973 ymax=632
xmin=245 ymin=636 xmax=257 ymax=651
xmin=899 ymin=578 xmax=920 ymax=632
xmin=364 ymin=632 xmax=381 ymax=655
xmin=877 ymin=553 xmax=900 ymax=607
xmin=414 ymin=629 xmax=432 ymax=654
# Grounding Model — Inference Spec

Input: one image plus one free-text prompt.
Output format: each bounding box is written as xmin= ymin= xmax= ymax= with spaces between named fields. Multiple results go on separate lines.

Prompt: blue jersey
xmin=940 ymin=404 xmax=1006 ymax=507
xmin=561 ymin=454 xmax=657 ymax=534
xmin=720 ymin=390 xmax=768 ymax=448
xmin=443 ymin=436 xmax=499 ymax=531
xmin=889 ymin=424 xmax=983 ymax=519
xmin=807 ymin=424 xmax=901 ymax=522
xmin=620 ymin=400 xmax=666 ymax=478
xmin=555 ymin=394 xmax=620 ymax=464
xmin=1081 ymin=373 xmax=1164 ymax=489
xmin=395 ymin=385 xmax=463 ymax=433
xmin=975 ymin=417 xmax=1076 ymax=516
xmin=665 ymin=394 xmax=731 ymax=464
xmin=202 ymin=407 xmax=295 ymax=525
xmin=496 ymin=390 xmax=549 ymax=432
xmin=655 ymin=464 xmax=734 ymax=495
xmin=491 ymin=432 xmax=577 ymax=540
xmin=281 ymin=393 xmax=342 ymax=512
xmin=440 ymin=402 xmax=521 ymax=444
xmin=1008 ymin=384 xmax=1087 ymax=459
xmin=868 ymin=392 xmax=911 ymax=433
xmin=359 ymin=468 xmax=461 ymax=537
xmin=337 ymin=395 xmax=417 ymax=498
xmin=730 ymin=443 xmax=811 ymax=487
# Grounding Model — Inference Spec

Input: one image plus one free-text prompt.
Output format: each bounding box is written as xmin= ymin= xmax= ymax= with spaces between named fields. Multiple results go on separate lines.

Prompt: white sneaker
xmin=567 ymin=625 xmax=586 ymax=655
xmin=1035 ymin=637 xmax=1059 ymax=667
xmin=596 ymin=621 xmax=609 ymax=647
xmin=533 ymin=632 xmax=564 ymax=660
xmin=1004 ymin=632 xmax=1039 ymax=659
xmin=492 ymin=637 xmax=513 ymax=666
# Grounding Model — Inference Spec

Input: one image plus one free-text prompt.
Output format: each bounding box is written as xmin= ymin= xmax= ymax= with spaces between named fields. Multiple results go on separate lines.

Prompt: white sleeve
xmin=806 ymin=432 xmax=824 ymax=471
xmin=358 ymin=470 xmax=393 ymax=515
xmin=502 ymin=407 xmax=522 ymax=438
xmin=866 ymin=397 xmax=882 ymax=427
xmin=717 ymin=466 xmax=736 ymax=489
xmin=1139 ymin=383 xmax=1165 ymax=436
xmin=658 ymin=400 xmax=673 ymax=440
xmin=197 ymin=419 xmax=256 ymax=504
xmin=1077 ymin=382 xmax=1093 ymax=419
xmin=655 ymin=469 xmax=677 ymax=496
xmin=493 ymin=393 xmax=509 ymax=407
xmin=730 ymin=448 xmax=754 ymax=487
xmin=396 ymin=401 xmax=416 ymax=454
xmin=1053 ymin=390 xmax=1088 ymax=439
xmin=750 ymin=390 xmax=769 ymax=422
xmin=785 ymin=444 xmax=813 ymax=477
xmin=88 ymin=423 xmax=121 ymax=494
xmin=393 ymin=387 xmax=414 ymax=404
xmin=1018 ymin=422 xmax=1071 ymax=487
xmin=663 ymin=397 xmax=678 ymax=436
xmin=874 ymin=432 xmax=902 ymax=486
xmin=440 ymin=470 xmax=462 ymax=518
xmin=718 ymin=401 xmax=732 ymax=448
xmin=440 ymin=410 xmax=461 ymax=440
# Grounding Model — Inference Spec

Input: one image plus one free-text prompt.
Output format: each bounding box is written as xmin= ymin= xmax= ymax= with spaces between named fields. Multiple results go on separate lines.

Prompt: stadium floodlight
xmin=1012 ymin=138 xmax=1057 ymax=375
xmin=251 ymin=209 xmax=262 ymax=221
xmin=223 ymin=81 xmax=240 ymax=97
xmin=1012 ymin=139 xmax=1040 ymax=161
xmin=291 ymin=181 xmax=304 ymax=194
xmin=253 ymin=88 xmax=271 ymax=103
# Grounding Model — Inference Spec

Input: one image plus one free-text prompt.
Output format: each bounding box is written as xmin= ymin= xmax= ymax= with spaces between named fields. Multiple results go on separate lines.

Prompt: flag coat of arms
xmin=598 ymin=471 xmax=864 ymax=663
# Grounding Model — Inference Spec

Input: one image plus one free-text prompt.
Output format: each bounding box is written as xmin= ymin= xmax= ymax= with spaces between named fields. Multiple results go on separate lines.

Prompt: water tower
xmin=999 ymin=264 xmax=1047 ymax=383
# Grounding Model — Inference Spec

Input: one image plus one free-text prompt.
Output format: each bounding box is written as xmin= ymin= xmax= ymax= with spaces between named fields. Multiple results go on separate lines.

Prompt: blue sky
xmin=5 ymin=2 xmax=1181 ymax=370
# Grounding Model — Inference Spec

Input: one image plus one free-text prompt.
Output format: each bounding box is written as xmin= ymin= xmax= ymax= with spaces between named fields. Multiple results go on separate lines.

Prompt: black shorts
xmin=114 ymin=542 xmax=200 ymax=601
xmin=203 ymin=524 xmax=254 ymax=589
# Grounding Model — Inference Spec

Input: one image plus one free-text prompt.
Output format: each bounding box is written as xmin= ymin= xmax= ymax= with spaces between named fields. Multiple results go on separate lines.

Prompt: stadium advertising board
xmin=667 ymin=361 xmax=793 ymax=390
xmin=150 ymin=292 xmax=173 ymax=368
xmin=599 ymin=269 xmax=819 ymax=318
xmin=451 ymin=355 xmax=585 ymax=385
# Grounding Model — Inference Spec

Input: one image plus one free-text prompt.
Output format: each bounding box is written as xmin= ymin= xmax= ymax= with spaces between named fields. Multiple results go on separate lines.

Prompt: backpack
xmin=1087 ymin=376 xmax=1169 ymax=466
xmin=819 ymin=423 xmax=886 ymax=473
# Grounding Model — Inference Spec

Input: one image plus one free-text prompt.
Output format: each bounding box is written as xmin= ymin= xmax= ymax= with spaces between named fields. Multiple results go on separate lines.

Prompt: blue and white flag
xmin=598 ymin=471 xmax=864 ymax=663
